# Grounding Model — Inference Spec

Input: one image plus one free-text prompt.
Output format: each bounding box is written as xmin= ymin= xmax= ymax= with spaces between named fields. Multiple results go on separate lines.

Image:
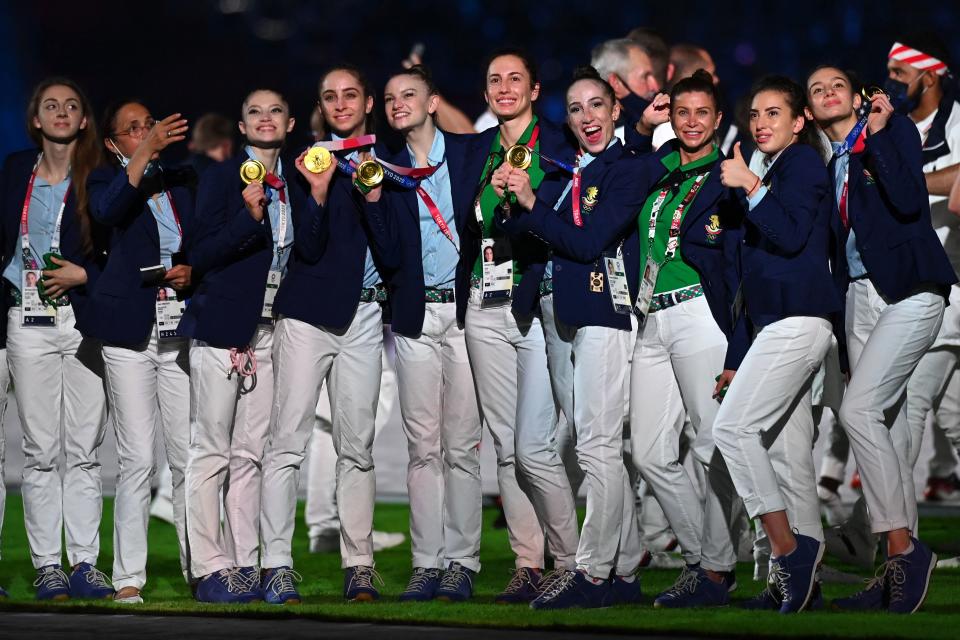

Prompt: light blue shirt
xmin=545 ymin=146 xmax=603 ymax=280
xmin=410 ymin=129 xmax=458 ymax=288
xmin=3 ymin=176 xmax=70 ymax=289
xmin=246 ymin=147 xmax=295 ymax=274
xmin=831 ymin=141 xmax=867 ymax=278
xmin=146 ymin=193 xmax=181 ymax=270
xmin=334 ymin=135 xmax=381 ymax=288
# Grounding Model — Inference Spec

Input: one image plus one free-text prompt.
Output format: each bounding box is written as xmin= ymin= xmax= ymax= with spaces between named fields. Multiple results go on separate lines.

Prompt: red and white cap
xmin=889 ymin=42 xmax=949 ymax=76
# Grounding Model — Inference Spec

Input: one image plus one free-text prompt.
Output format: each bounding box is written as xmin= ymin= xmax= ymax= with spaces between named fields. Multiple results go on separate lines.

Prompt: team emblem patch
xmin=582 ymin=186 xmax=599 ymax=212
xmin=704 ymin=214 xmax=722 ymax=243
xmin=862 ymin=168 xmax=875 ymax=185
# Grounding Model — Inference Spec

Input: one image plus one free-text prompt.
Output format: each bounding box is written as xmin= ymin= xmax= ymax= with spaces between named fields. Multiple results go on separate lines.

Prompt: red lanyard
xmin=21 ymin=154 xmax=71 ymax=267
xmin=571 ymin=153 xmax=584 ymax=227
xmin=415 ymin=186 xmax=455 ymax=244
xmin=839 ymin=170 xmax=850 ymax=229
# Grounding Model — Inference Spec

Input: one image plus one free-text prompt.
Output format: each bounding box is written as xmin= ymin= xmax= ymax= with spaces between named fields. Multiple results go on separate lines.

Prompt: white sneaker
xmin=817 ymin=485 xmax=847 ymax=526
xmin=372 ymin=530 xmax=405 ymax=552
xmin=936 ymin=555 xmax=959 ymax=569
xmin=148 ymin=495 xmax=175 ymax=525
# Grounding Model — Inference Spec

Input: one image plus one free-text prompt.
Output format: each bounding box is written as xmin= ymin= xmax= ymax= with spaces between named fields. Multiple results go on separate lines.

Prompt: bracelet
xmin=745 ymin=175 xmax=761 ymax=197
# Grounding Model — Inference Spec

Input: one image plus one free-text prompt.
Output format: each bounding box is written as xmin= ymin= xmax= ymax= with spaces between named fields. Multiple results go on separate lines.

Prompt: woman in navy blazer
xmin=711 ymin=76 xmax=839 ymax=614
xmin=182 ymin=88 xmax=304 ymax=605
xmin=806 ymin=65 xmax=956 ymax=614
xmin=85 ymin=99 xmax=194 ymax=604
xmin=0 ymin=78 xmax=110 ymax=601
xmin=497 ymin=66 xmax=666 ymax=609
xmin=360 ymin=65 xmax=484 ymax=602
xmin=259 ymin=65 xmax=388 ymax=605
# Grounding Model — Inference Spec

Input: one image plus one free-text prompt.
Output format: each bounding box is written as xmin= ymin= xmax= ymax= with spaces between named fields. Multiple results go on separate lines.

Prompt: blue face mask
xmin=883 ymin=75 xmax=925 ymax=114
xmin=110 ymin=140 xmax=160 ymax=177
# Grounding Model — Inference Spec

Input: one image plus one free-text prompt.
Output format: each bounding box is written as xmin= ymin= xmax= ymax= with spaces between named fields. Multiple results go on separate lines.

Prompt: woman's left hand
xmin=713 ymin=369 xmax=736 ymax=402
xmin=164 ymin=264 xmax=192 ymax=290
xmin=40 ymin=256 xmax=87 ymax=298
xmin=720 ymin=142 xmax=759 ymax=192
xmin=505 ymin=168 xmax=535 ymax=210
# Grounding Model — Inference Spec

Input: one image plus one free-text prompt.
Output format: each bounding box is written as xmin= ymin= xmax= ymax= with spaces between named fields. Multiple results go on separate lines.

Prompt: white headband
xmin=889 ymin=42 xmax=948 ymax=76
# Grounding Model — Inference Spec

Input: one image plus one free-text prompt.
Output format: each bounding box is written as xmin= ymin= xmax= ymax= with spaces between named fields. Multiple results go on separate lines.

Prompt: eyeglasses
xmin=112 ymin=119 xmax=156 ymax=138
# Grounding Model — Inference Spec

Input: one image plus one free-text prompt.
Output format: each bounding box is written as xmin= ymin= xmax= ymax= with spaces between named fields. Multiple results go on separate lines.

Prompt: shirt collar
xmin=579 ymin=137 xmax=617 ymax=169
xmin=407 ymin=128 xmax=446 ymax=168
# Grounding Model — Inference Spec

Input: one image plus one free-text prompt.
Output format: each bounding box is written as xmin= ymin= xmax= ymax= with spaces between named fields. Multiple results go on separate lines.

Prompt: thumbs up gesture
xmin=720 ymin=142 xmax=760 ymax=192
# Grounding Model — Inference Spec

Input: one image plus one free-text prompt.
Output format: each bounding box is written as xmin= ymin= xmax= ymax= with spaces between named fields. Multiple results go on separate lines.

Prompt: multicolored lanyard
xmin=647 ymin=173 xmax=708 ymax=263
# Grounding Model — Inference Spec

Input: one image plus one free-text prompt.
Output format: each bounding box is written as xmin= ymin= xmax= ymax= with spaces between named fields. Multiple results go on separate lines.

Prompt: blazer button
xmin=555 ymin=264 xmax=562 ymax=271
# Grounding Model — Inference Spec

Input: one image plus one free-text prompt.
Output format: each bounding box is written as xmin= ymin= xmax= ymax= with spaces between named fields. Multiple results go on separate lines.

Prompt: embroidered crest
xmin=582 ymin=186 xmax=599 ymax=212
xmin=704 ymin=214 xmax=722 ymax=243
xmin=862 ymin=168 xmax=875 ymax=185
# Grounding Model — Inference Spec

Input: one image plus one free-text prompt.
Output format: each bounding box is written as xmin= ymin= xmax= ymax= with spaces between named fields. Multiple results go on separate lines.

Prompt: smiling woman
xmin=0 ymin=77 xmax=110 ymax=602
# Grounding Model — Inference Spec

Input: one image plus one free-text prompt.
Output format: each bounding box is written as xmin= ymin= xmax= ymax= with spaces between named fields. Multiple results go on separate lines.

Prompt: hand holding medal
xmin=295 ymin=146 xmax=337 ymax=206
xmin=241 ymin=178 xmax=268 ymax=222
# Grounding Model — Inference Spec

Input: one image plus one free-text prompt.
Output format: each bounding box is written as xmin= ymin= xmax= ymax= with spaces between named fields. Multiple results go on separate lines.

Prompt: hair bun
xmin=572 ymin=65 xmax=604 ymax=82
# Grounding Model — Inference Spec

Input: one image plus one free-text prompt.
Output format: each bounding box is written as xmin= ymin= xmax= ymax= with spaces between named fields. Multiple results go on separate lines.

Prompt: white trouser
xmin=0 ymin=349 xmax=9 ymax=559
xmin=306 ymin=343 xmax=396 ymax=537
xmin=839 ymin=280 xmax=944 ymax=533
xmin=7 ymin=306 xmax=108 ymax=569
xmin=714 ymin=316 xmax=832 ymax=542
xmin=185 ymin=326 xmax=274 ymax=577
xmin=395 ymin=303 xmax=483 ymax=571
xmin=629 ymin=296 xmax=739 ymax=571
xmin=539 ymin=294 xmax=635 ymax=578
xmin=930 ymin=370 xmax=960 ymax=475
xmin=261 ymin=302 xmax=383 ymax=570
xmin=103 ymin=328 xmax=190 ymax=589
xmin=464 ymin=289 xmax=552 ymax=570
xmin=906 ymin=346 xmax=958 ymax=470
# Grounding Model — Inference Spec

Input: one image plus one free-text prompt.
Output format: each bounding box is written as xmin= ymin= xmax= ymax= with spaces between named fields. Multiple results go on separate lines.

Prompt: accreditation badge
xmin=633 ymin=256 xmax=661 ymax=329
xmin=603 ymin=255 xmax=631 ymax=315
xmin=480 ymin=238 xmax=513 ymax=307
xmin=155 ymin=287 xmax=185 ymax=339
xmin=21 ymin=269 xmax=56 ymax=327
xmin=260 ymin=269 xmax=282 ymax=324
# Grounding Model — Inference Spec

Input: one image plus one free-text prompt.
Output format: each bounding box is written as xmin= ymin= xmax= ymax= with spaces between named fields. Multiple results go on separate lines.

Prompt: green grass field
xmin=0 ymin=496 xmax=958 ymax=638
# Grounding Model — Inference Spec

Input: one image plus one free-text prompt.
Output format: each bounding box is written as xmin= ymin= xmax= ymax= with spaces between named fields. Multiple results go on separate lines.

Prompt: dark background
xmin=1 ymin=0 xmax=957 ymax=159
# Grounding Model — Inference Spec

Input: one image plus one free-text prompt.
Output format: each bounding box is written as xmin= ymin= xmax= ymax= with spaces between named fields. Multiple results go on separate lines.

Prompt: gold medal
xmin=304 ymin=146 xmax=332 ymax=173
xmin=505 ymin=144 xmax=533 ymax=170
xmin=355 ymin=160 xmax=384 ymax=188
xmin=239 ymin=159 xmax=266 ymax=184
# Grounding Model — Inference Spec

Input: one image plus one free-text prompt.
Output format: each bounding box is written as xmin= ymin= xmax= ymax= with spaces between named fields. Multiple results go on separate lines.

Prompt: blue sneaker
xmin=722 ymin=569 xmax=738 ymax=593
xmin=399 ymin=567 xmax=442 ymax=602
xmin=69 ymin=563 xmax=114 ymax=599
xmin=529 ymin=570 xmax=610 ymax=610
xmin=34 ymin=565 xmax=71 ymax=601
xmin=831 ymin=562 xmax=887 ymax=611
xmin=435 ymin=562 xmax=475 ymax=602
xmin=744 ymin=580 xmax=823 ymax=610
xmin=238 ymin=566 xmax=261 ymax=594
xmin=261 ymin=566 xmax=302 ymax=605
xmin=887 ymin=538 xmax=937 ymax=614
xmin=0 ymin=585 xmax=7 ymax=599
xmin=195 ymin=568 xmax=261 ymax=603
xmin=344 ymin=565 xmax=382 ymax=602
xmin=653 ymin=565 xmax=729 ymax=608
xmin=770 ymin=534 xmax=823 ymax=614
xmin=494 ymin=567 xmax=541 ymax=604
xmin=605 ymin=574 xmax=642 ymax=606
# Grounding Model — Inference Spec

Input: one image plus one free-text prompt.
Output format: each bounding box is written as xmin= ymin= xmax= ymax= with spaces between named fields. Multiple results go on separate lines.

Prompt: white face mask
xmin=110 ymin=139 xmax=159 ymax=177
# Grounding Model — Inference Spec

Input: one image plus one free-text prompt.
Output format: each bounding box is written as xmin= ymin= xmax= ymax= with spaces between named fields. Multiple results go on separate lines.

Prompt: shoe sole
xmin=794 ymin=542 xmax=826 ymax=614
xmin=349 ymin=593 xmax=377 ymax=602
xmin=43 ymin=594 xmax=70 ymax=602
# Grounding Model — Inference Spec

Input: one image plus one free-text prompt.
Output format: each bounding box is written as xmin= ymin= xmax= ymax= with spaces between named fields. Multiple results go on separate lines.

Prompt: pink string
xmin=228 ymin=346 xmax=257 ymax=381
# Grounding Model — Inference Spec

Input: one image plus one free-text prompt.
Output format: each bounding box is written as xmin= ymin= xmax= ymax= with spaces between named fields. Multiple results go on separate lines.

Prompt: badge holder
xmin=156 ymin=287 xmax=186 ymax=339
xmin=603 ymin=250 xmax=632 ymax=315
xmin=21 ymin=268 xmax=56 ymax=326
xmin=480 ymin=238 xmax=513 ymax=307
xmin=633 ymin=256 xmax=661 ymax=329
xmin=260 ymin=269 xmax=282 ymax=324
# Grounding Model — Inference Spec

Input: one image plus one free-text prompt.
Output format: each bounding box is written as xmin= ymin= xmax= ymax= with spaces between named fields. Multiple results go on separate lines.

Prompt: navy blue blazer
xmin=179 ymin=153 xmax=308 ymax=349
xmin=831 ymin=115 xmax=957 ymax=303
xmin=364 ymin=131 xmax=475 ymax=336
xmin=1 ymin=149 xmax=105 ymax=330
xmin=499 ymin=140 xmax=663 ymax=330
xmin=456 ymin=118 xmax=577 ymax=323
xmin=272 ymin=148 xmax=388 ymax=331
xmin=735 ymin=143 xmax=842 ymax=341
xmin=82 ymin=164 xmax=196 ymax=347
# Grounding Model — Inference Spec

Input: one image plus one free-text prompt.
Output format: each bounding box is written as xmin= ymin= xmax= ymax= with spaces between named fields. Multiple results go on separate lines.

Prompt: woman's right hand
xmin=242 ymin=181 xmax=267 ymax=222
xmin=294 ymin=149 xmax=336 ymax=206
xmin=140 ymin=113 xmax=188 ymax=157
xmin=490 ymin=163 xmax=512 ymax=199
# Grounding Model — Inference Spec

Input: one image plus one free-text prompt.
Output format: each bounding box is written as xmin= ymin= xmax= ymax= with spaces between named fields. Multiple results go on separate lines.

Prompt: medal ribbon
xmin=571 ymin=155 xmax=584 ymax=227
xmin=21 ymin=153 xmax=71 ymax=268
